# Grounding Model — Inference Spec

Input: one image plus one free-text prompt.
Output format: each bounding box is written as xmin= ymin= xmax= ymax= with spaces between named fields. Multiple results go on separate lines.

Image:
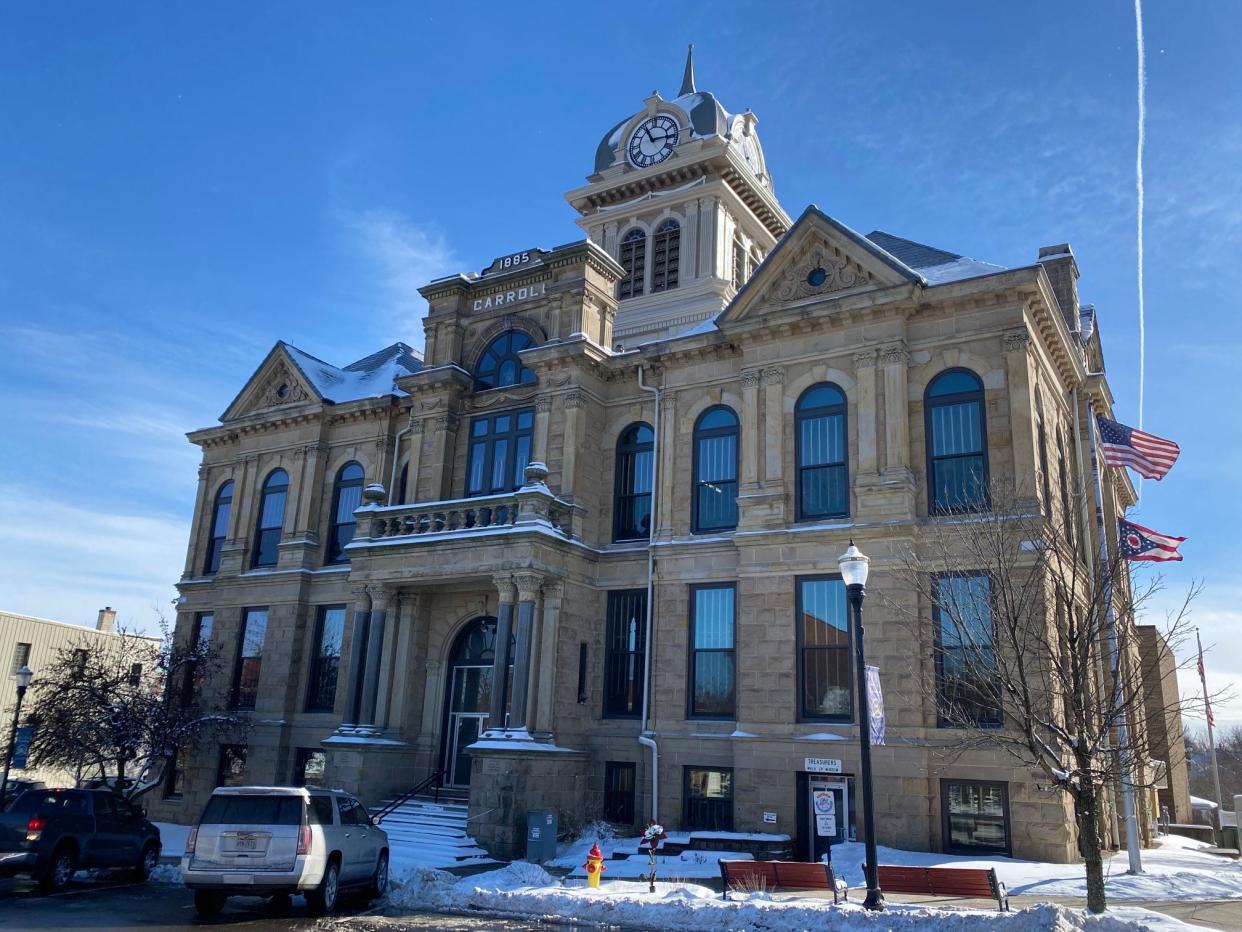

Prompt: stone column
xmin=560 ymin=392 xmax=584 ymax=500
xmin=740 ymin=370 xmax=761 ymax=489
xmin=507 ymin=573 xmax=543 ymax=732
xmin=488 ymin=576 xmax=516 ymax=730
xmin=761 ymin=367 xmax=785 ymax=484
xmin=376 ymin=591 xmax=416 ymax=729
xmin=184 ymin=464 xmax=211 ymax=576
xmin=359 ymin=587 xmax=392 ymax=728
xmin=1004 ymin=327 xmax=1038 ymax=503
xmin=532 ymin=396 xmax=553 ymax=464
xmin=341 ymin=586 xmax=372 ymax=727
xmin=853 ymin=350 xmax=880 ymax=476
xmin=881 ymin=341 xmax=911 ymax=475
xmin=532 ymin=580 xmax=564 ymax=735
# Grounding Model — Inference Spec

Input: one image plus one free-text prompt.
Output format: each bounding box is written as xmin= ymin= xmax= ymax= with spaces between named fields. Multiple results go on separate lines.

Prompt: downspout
xmin=387 ymin=420 xmax=412 ymax=506
xmin=636 ymin=364 xmax=660 ymax=821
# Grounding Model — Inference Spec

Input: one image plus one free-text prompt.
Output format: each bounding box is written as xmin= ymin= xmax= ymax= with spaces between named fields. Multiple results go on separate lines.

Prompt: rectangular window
xmin=11 ymin=643 xmax=30 ymax=676
xmin=231 ymin=608 xmax=268 ymax=710
xmin=127 ymin=663 xmax=143 ymax=687
xmin=603 ymin=590 xmax=647 ymax=718
xmin=934 ymin=575 xmax=1001 ymax=727
xmin=604 ymin=761 xmax=636 ymax=826
xmin=732 ymin=239 xmax=746 ymax=290
xmin=183 ymin=612 xmax=214 ymax=705
xmin=683 ymin=766 xmax=733 ymax=831
xmin=163 ymin=747 xmax=186 ymax=799
xmin=465 ymin=409 xmax=534 ymax=497
xmin=306 ymin=605 xmax=346 ymax=712
xmin=217 ymin=744 xmax=247 ymax=788
xmin=689 ymin=584 xmax=736 ymax=719
xmin=576 ymin=643 xmax=589 ymax=704
xmin=942 ymin=780 xmax=1010 ymax=855
xmin=294 ymin=748 xmax=326 ymax=787
xmin=797 ymin=577 xmax=852 ymax=721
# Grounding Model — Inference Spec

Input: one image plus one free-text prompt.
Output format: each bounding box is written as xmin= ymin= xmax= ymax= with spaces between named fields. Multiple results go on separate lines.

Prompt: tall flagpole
xmin=1088 ymin=403 xmax=1144 ymax=873
xmin=1196 ymin=629 xmax=1224 ymax=815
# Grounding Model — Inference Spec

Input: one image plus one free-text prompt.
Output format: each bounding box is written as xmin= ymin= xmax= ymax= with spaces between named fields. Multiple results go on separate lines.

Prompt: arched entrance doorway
xmin=440 ymin=617 xmax=512 ymax=789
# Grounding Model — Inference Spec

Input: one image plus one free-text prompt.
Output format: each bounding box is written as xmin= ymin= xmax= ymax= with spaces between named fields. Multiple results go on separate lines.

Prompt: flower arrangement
xmin=638 ymin=819 xmax=666 ymax=893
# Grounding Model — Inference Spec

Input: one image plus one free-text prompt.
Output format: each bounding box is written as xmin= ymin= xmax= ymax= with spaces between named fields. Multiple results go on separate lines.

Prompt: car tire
xmin=194 ymin=890 xmax=227 ymax=918
xmin=369 ymin=851 xmax=389 ymax=900
xmin=37 ymin=845 xmax=76 ymax=893
xmin=134 ymin=843 xmax=159 ymax=882
xmin=306 ymin=859 xmax=339 ymax=916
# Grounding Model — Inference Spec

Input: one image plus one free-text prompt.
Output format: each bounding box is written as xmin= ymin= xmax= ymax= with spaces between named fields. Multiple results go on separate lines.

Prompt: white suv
xmin=181 ymin=786 xmax=389 ymax=917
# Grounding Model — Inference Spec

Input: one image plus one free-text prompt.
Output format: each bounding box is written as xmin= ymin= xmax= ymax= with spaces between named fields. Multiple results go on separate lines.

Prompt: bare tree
xmin=20 ymin=611 xmax=247 ymax=801
xmin=884 ymin=483 xmax=1208 ymax=913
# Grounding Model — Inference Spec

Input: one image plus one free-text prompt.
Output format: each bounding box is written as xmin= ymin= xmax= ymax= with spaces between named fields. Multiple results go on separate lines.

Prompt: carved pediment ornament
xmin=757 ymin=239 xmax=873 ymax=308
xmin=252 ymin=364 xmax=309 ymax=412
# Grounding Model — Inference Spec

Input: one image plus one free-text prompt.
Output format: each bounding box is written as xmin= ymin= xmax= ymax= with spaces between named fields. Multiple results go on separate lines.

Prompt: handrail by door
xmin=372 ymin=768 xmax=447 ymax=824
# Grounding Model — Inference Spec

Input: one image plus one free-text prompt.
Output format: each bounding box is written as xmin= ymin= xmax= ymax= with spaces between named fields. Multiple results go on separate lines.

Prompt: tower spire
xmin=679 ymin=43 xmax=696 ymax=97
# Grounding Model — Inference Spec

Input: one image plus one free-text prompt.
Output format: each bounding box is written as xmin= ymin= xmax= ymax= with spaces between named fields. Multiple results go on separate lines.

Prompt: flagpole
xmin=1197 ymin=629 xmax=1224 ymax=814
xmin=1088 ymin=402 xmax=1144 ymax=873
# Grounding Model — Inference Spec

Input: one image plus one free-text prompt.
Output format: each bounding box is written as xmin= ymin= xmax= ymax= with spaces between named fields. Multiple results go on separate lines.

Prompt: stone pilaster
xmin=881 ymin=341 xmax=912 ymax=476
xmin=426 ymin=411 xmax=461 ymax=500
xmin=532 ymin=395 xmax=553 ymax=464
xmin=655 ymin=390 xmax=678 ymax=541
xmin=376 ymin=591 xmax=417 ymax=730
xmin=507 ymin=572 xmax=543 ymax=733
xmin=739 ymin=370 xmax=761 ymax=489
xmin=531 ymin=580 xmax=563 ymax=736
xmin=358 ymin=587 xmax=391 ymax=728
xmin=1005 ymin=326 xmax=1039 ymax=508
xmin=853 ymin=350 xmax=879 ymax=476
xmin=761 ymin=366 xmax=785 ymax=484
xmin=183 ymin=463 xmax=211 ymax=577
xmin=340 ymin=586 xmax=372 ymax=727
xmin=487 ymin=576 xmax=516 ymax=730
xmin=403 ymin=418 xmax=425 ymax=504
xmin=560 ymin=392 xmax=584 ymax=500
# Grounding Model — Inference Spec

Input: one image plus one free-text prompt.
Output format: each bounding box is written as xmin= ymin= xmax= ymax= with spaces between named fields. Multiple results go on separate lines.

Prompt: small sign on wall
xmin=805 ymin=757 xmax=843 ymax=773
xmin=813 ymin=791 xmax=837 ymax=836
xmin=762 ymin=811 xmax=777 ymax=824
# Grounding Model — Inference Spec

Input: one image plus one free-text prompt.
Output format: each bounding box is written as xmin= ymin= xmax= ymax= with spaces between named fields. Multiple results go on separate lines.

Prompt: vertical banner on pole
xmin=12 ymin=726 xmax=34 ymax=770
xmin=866 ymin=666 xmax=885 ymax=746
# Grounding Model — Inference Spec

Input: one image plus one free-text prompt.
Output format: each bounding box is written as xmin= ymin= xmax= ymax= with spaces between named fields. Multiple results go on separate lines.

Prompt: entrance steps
xmin=372 ymin=794 xmax=499 ymax=870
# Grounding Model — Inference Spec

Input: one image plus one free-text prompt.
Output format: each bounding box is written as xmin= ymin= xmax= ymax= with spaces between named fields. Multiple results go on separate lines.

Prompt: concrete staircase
xmin=372 ymin=795 xmax=499 ymax=870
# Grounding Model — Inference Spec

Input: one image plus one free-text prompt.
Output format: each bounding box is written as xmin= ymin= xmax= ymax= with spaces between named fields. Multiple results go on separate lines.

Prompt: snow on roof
xmin=918 ymin=256 xmax=1009 ymax=285
xmin=282 ymin=341 xmax=422 ymax=404
xmin=1191 ymin=795 xmax=1220 ymax=810
xmin=865 ymin=229 xmax=1007 ymax=285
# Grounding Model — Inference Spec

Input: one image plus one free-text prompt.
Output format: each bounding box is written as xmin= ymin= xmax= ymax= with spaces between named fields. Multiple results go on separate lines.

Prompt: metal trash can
xmin=526 ymin=809 xmax=558 ymax=862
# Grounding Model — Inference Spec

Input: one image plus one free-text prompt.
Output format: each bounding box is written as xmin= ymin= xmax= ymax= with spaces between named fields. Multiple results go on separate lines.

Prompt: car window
xmin=94 ymin=794 xmax=118 ymax=818
xmin=200 ymin=795 xmax=301 ymax=826
xmin=352 ymin=800 xmax=371 ymax=825
xmin=308 ymin=796 xmax=334 ymax=826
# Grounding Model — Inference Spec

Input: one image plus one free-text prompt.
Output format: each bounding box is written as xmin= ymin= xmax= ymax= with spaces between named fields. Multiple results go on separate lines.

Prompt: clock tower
xmin=565 ymin=46 xmax=791 ymax=345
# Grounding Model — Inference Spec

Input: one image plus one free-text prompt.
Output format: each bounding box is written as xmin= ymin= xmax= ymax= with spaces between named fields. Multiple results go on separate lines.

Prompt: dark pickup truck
xmin=0 ymin=788 xmax=161 ymax=891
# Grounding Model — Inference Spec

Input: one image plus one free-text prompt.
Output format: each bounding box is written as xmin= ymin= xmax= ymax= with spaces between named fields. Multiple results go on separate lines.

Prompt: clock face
xmin=628 ymin=115 xmax=680 ymax=168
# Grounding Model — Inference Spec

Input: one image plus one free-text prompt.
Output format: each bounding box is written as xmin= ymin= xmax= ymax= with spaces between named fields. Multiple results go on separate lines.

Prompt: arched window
xmin=442 ymin=616 xmax=514 ymax=787
xmin=613 ymin=423 xmax=654 ymax=541
xmin=252 ymin=469 xmax=289 ymax=568
xmin=651 ymin=220 xmax=680 ymax=293
xmin=618 ymin=228 xmax=646 ymax=299
xmin=474 ymin=331 xmax=537 ymax=391
xmin=396 ymin=461 xmax=409 ymax=506
xmin=1036 ymin=392 xmax=1052 ymax=512
xmin=925 ymin=369 xmax=989 ymax=513
xmin=692 ymin=406 xmax=739 ymax=533
xmin=796 ymin=384 xmax=848 ymax=520
xmin=326 ymin=462 xmax=364 ymax=564
xmin=203 ymin=480 xmax=233 ymax=575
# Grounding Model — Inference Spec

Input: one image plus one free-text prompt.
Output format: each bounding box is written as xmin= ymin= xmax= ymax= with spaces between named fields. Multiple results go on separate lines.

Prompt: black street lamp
xmin=1 ymin=665 xmax=34 ymax=809
xmin=839 ymin=542 xmax=883 ymax=911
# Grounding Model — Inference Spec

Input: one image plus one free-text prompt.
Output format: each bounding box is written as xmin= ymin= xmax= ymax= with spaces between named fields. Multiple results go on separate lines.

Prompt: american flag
xmin=1118 ymin=518 xmax=1186 ymax=562
xmin=1197 ymin=631 xmax=1215 ymax=729
xmin=1096 ymin=415 xmax=1180 ymax=480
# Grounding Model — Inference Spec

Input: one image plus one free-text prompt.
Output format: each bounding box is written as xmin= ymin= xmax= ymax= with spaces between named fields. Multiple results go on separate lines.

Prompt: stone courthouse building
xmin=154 ymin=51 xmax=1181 ymax=864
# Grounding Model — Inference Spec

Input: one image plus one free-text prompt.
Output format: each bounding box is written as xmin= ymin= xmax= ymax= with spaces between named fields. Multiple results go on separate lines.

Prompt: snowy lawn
xmin=389 ymin=861 xmax=1198 ymax=931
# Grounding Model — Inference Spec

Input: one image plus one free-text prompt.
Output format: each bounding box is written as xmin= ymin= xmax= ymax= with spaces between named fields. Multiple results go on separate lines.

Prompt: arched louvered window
xmin=474 ymin=331 xmax=537 ymax=391
xmin=252 ymin=469 xmax=289 ymax=568
xmin=203 ymin=480 xmax=233 ymax=575
xmin=796 ymin=384 xmax=848 ymax=520
xmin=326 ymin=462 xmax=364 ymax=564
xmin=925 ymin=369 xmax=989 ymax=513
xmin=618 ymin=228 xmax=646 ymax=299
xmin=651 ymin=220 xmax=680 ymax=293
xmin=692 ymin=406 xmax=739 ymax=533
xmin=613 ymin=423 xmax=654 ymax=541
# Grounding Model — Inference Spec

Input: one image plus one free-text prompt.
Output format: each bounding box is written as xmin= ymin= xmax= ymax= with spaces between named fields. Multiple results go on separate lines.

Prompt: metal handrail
xmin=372 ymin=768 xmax=447 ymax=823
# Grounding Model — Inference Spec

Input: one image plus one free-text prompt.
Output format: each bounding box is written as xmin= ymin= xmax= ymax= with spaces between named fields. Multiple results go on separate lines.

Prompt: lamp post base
xmin=863 ymin=887 xmax=885 ymax=911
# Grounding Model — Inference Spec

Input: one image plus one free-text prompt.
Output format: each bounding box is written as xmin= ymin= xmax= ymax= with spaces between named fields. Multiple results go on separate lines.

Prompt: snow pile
xmin=390 ymin=863 xmax=1195 ymax=930
xmin=828 ymin=834 xmax=1242 ymax=902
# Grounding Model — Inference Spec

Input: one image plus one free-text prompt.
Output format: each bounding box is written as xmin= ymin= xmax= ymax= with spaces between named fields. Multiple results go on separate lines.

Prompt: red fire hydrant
xmin=583 ymin=842 xmax=606 ymax=889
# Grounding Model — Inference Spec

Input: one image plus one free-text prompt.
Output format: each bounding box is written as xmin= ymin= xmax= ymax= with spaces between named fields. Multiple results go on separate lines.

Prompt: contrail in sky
xmin=1134 ymin=0 xmax=1147 ymax=497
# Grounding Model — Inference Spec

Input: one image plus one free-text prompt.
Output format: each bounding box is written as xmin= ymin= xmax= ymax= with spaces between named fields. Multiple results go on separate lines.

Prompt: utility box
xmin=526 ymin=809 xmax=558 ymax=862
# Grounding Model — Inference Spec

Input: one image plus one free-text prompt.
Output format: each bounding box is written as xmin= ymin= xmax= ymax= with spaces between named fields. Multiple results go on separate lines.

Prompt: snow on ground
xmin=827 ymin=833 xmax=1242 ymax=902
xmin=154 ymin=821 xmax=189 ymax=858
xmin=389 ymin=862 xmax=1197 ymax=931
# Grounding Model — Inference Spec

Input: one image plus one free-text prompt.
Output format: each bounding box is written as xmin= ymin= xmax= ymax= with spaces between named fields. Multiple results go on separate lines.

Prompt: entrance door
xmin=809 ymin=779 xmax=849 ymax=862
xmin=445 ymin=664 xmax=491 ymax=788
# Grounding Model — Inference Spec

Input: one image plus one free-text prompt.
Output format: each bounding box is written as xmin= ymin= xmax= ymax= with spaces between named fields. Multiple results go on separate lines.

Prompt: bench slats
xmin=720 ymin=859 xmax=843 ymax=904
xmin=876 ymin=865 xmax=1008 ymax=912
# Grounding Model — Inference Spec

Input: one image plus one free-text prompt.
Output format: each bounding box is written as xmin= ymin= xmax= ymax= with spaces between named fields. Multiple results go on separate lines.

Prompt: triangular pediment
xmin=719 ymin=206 xmax=922 ymax=325
xmin=220 ymin=343 xmax=323 ymax=422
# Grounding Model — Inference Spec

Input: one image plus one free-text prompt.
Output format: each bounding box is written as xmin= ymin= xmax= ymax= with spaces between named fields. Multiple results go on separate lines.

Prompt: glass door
xmin=445 ymin=664 xmax=492 ymax=788
xmin=809 ymin=779 xmax=849 ymax=862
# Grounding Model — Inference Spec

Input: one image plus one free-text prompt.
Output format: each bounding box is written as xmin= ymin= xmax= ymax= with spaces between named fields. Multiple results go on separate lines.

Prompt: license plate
xmin=235 ymin=838 xmax=257 ymax=850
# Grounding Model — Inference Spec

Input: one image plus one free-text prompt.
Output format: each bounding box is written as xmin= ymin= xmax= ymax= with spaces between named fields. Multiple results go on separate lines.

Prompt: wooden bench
xmin=719 ymin=859 xmax=846 ymax=903
xmin=876 ymin=865 xmax=1009 ymax=911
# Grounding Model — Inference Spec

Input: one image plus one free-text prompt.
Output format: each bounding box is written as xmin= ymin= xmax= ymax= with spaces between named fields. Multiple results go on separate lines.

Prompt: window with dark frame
xmin=252 ymin=469 xmax=289 ymax=567
xmin=604 ymin=761 xmax=637 ymax=825
xmin=692 ymin=406 xmax=739 ymax=533
xmin=576 ymin=642 xmax=589 ymax=704
xmin=925 ymin=369 xmax=989 ymax=513
xmin=603 ymin=590 xmax=647 ymax=718
xmin=933 ymin=574 xmax=1002 ymax=727
xmin=217 ymin=744 xmax=247 ymax=787
xmin=11 ymin=642 xmax=30 ymax=676
xmin=326 ymin=462 xmax=364 ymax=563
xmin=71 ymin=648 xmax=88 ymax=676
xmin=465 ymin=409 xmax=534 ymax=497
xmin=731 ymin=239 xmax=746 ymax=290
xmin=306 ymin=605 xmax=346 ymax=712
xmin=795 ymin=383 xmax=849 ymax=520
xmin=941 ymin=779 xmax=1010 ymax=855
xmin=613 ymin=423 xmax=654 ymax=542
xmin=231 ymin=608 xmax=269 ymax=711
xmin=204 ymin=480 xmax=233 ymax=575
xmin=618 ymin=228 xmax=646 ymax=299
xmin=163 ymin=747 xmax=185 ymax=799
xmin=797 ymin=576 xmax=852 ymax=721
xmin=683 ymin=766 xmax=734 ymax=831
xmin=651 ymin=220 xmax=680 ymax=293
xmin=474 ymin=331 xmax=538 ymax=391
xmin=1036 ymin=397 xmax=1052 ymax=513
xmin=127 ymin=663 xmax=142 ymax=687
xmin=689 ymin=584 xmax=735 ymax=719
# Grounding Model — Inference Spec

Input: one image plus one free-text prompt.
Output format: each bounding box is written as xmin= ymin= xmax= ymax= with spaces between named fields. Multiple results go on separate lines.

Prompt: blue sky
xmin=1 ymin=2 xmax=1239 ymax=726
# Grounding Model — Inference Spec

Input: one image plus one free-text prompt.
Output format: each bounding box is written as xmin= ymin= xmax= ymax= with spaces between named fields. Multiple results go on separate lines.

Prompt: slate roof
xmin=282 ymin=341 xmax=423 ymax=404
xmin=865 ymin=230 xmax=1006 ymax=284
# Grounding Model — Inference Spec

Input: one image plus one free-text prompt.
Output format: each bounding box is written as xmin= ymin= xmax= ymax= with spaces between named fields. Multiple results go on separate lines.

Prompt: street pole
xmin=842 ymin=557 xmax=884 ymax=911
xmin=0 ymin=666 xmax=32 ymax=809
